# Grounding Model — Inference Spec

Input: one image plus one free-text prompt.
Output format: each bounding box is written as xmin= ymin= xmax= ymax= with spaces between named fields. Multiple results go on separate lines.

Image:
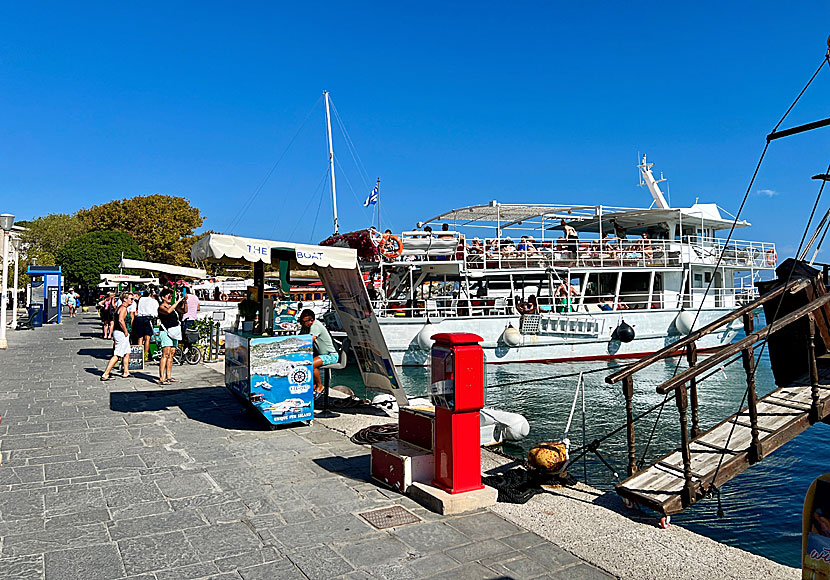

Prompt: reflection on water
xmin=337 ymin=317 xmax=830 ymax=568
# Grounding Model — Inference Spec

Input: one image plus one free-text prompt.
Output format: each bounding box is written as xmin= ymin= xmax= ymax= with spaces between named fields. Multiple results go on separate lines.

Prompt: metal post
xmin=622 ymin=376 xmax=637 ymax=476
xmin=808 ymin=314 xmax=821 ymax=424
xmin=675 ymin=381 xmax=697 ymax=507
xmin=0 ymin=230 xmax=10 ymax=349
xmin=687 ymin=342 xmax=701 ymax=439
xmin=742 ymin=312 xmax=763 ymax=463
xmin=324 ymin=91 xmax=339 ymax=235
xmin=11 ymin=239 xmax=19 ymax=329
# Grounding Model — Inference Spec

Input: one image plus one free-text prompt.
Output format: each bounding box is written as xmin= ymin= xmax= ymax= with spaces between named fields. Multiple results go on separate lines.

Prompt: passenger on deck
xmin=561 ymin=219 xmax=578 ymax=252
xmin=641 ymin=233 xmax=654 ymax=261
xmin=438 ymin=223 xmax=454 ymax=240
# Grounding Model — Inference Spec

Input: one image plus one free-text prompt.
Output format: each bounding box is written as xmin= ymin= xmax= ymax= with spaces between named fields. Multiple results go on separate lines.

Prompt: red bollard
xmin=430 ymin=333 xmax=485 ymax=494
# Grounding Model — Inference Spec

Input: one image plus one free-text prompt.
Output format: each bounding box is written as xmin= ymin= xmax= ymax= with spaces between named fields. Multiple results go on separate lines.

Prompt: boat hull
xmin=378 ymin=309 xmax=741 ymax=366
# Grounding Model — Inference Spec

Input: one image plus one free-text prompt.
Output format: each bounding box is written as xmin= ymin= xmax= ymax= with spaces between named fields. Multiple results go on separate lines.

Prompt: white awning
xmin=119 ymin=258 xmax=207 ymax=278
xmin=190 ymin=234 xmax=357 ymax=270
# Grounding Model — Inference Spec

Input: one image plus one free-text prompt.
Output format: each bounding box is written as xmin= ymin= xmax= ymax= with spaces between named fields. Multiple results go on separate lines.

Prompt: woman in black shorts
xmin=98 ymin=292 xmax=116 ymax=339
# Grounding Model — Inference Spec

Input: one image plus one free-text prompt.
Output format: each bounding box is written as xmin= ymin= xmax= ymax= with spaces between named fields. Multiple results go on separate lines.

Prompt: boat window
xmin=619 ymin=272 xmax=651 ymax=309
xmin=314 ymin=293 xmax=321 ymax=300
xmin=693 ymin=273 xmax=704 ymax=288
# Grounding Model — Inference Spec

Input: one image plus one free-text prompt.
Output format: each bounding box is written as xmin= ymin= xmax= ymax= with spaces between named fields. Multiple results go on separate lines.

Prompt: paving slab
xmin=0 ymin=315 xmax=619 ymax=579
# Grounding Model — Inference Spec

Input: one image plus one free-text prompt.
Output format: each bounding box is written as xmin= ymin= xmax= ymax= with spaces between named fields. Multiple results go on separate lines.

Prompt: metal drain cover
xmin=358 ymin=506 xmax=421 ymax=529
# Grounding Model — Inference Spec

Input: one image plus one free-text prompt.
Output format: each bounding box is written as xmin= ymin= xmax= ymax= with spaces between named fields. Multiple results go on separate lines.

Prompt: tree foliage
xmin=14 ymin=214 xmax=89 ymax=287
xmin=17 ymin=213 xmax=88 ymax=264
xmin=77 ymin=194 xmax=204 ymax=266
xmin=56 ymin=230 xmax=145 ymax=289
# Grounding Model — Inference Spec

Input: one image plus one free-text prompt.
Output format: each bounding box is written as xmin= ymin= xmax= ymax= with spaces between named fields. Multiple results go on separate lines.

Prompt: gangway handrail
xmin=655 ymin=290 xmax=830 ymax=394
xmin=605 ymin=277 xmax=811 ymax=384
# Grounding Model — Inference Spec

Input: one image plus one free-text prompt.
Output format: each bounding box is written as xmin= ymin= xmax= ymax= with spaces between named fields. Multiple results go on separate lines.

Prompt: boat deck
xmin=616 ymin=367 xmax=830 ymax=515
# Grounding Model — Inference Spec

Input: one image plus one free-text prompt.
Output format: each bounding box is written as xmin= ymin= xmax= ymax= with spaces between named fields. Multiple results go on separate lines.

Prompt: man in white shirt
xmin=134 ymin=290 xmax=160 ymax=357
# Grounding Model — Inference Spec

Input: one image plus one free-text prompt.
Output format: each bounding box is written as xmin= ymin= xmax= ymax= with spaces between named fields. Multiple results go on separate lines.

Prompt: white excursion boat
xmin=361 ymin=157 xmax=776 ymax=366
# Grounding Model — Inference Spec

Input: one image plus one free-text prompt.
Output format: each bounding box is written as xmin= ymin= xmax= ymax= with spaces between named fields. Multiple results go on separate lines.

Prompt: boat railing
xmin=682 ymin=236 xmax=776 ymax=268
xmin=373 ymin=285 xmax=752 ymax=319
xmin=380 ymin=233 xmax=776 ymax=271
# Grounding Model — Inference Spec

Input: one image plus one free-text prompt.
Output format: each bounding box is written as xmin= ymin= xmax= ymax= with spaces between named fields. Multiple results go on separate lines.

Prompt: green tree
xmin=77 ymin=194 xmax=204 ymax=266
xmin=56 ymin=230 xmax=145 ymax=289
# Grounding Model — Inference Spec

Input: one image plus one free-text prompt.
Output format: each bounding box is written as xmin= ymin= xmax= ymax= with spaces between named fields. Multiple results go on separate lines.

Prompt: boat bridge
xmin=605 ymin=266 xmax=830 ymax=517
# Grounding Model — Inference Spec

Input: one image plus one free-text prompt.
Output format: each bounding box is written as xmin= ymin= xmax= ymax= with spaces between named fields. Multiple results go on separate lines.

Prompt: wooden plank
xmin=731 ymin=418 xmax=776 ymax=433
xmin=763 ymin=398 xmax=812 ymax=412
xmin=692 ymin=439 xmax=738 ymax=454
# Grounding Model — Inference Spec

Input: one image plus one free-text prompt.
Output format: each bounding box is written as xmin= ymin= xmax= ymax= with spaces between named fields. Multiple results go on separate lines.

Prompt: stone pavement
xmin=0 ymin=313 xmax=615 ymax=580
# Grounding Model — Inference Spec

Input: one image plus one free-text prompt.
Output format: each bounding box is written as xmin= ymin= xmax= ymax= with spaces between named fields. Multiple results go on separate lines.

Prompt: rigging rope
xmin=226 ymin=96 xmax=322 ymax=233
xmin=634 ymin=53 xmax=830 ymax=488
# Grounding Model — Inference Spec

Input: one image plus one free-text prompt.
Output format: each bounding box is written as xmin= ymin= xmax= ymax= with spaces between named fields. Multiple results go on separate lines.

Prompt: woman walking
xmin=98 ymin=292 xmax=116 ymax=339
xmin=157 ymin=289 xmax=184 ymax=385
xmin=101 ymin=292 xmax=133 ymax=381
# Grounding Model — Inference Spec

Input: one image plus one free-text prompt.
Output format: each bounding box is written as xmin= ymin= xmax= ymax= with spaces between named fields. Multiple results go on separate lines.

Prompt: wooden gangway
xmin=606 ymin=268 xmax=830 ymax=517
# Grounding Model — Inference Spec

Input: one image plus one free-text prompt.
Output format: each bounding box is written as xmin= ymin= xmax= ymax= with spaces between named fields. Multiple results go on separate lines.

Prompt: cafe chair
xmin=317 ymin=336 xmax=351 ymax=418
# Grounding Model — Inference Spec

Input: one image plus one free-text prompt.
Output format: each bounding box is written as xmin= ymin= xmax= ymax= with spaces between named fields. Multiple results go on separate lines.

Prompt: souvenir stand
xmin=190 ymin=234 xmax=408 ymax=428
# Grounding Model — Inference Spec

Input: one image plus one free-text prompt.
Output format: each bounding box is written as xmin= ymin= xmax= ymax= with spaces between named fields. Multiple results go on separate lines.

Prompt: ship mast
xmin=324 ymin=90 xmax=339 ymax=234
xmin=638 ymin=154 xmax=670 ymax=209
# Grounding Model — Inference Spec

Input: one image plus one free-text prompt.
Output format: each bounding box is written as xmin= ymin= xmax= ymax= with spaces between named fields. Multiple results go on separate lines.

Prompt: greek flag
xmin=364 ymin=186 xmax=378 ymax=207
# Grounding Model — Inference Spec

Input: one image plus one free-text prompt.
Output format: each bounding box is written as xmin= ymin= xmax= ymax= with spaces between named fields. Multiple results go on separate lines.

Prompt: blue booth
xmin=27 ymin=266 xmax=62 ymax=325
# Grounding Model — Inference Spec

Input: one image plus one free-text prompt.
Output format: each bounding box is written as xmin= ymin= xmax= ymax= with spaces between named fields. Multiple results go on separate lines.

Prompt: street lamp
xmin=11 ymin=236 xmax=21 ymax=329
xmin=0 ymin=213 xmax=15 ymax=350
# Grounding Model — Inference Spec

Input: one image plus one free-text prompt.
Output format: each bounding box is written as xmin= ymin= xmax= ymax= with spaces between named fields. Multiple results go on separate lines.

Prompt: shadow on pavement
xmin=313 ymin=455 xmax=372 ymax=483
xmin=79 ymin=347 xmax=114 ymax=360
xmin=110 ymin=387 xmax=267 ymax=431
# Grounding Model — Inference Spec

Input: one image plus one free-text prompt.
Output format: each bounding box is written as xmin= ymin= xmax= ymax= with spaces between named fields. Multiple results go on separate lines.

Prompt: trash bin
xmin=29 ymin=305 xmax=43 ymax=328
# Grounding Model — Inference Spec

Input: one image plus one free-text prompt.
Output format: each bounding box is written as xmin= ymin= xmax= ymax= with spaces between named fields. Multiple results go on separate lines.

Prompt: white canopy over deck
xmin=553 ymin=204 xmax=749 ymax=235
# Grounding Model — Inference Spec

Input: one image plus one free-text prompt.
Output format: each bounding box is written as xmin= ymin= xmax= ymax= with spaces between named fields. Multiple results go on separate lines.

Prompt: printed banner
xmin=804 ymin=476 xmax=830 ymax=579
xmin=317 ymin=265 xmax=407 ymax=406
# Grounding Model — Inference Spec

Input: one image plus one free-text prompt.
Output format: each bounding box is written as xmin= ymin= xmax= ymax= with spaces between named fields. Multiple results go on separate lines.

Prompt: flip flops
xmin=100 ymin=375 xmax=115 ymax=381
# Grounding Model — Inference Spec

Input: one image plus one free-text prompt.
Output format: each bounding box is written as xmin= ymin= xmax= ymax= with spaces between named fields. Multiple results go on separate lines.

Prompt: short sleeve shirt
xmin=309 ymin=320 xmax=336 ymax=356
xmin=137 ymin=297 xmax=159 ymax=317
xmin=183 ymin=294 xmax=200 ymax=321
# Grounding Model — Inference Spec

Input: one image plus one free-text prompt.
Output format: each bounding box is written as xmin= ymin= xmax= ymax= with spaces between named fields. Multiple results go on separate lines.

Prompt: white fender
xmin=417 ymin=323 xmax=439 ymax=350
xmin=501 ymin=324 xmax=522 ymax=347
xmin=674 ymin=309 xmax=697 ymax=335
xmin=481 ymin=408 xmax=530 ymax=442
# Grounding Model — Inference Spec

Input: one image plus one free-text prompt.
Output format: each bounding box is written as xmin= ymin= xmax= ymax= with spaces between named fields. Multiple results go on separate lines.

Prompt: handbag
xmin=166 ymin=324 xmax=183 ymax=341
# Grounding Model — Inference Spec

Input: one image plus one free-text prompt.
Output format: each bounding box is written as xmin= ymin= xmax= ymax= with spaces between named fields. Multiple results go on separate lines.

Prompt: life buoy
xmin=381 ymin=234 xmax=403 ymax=260
xmin=219 ymin=293 xmax=229 ymax=302
xmin=765 ymin=249 xmax=777 ymax=266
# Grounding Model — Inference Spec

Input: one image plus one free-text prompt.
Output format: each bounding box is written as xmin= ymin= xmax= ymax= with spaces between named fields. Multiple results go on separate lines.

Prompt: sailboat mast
xmin=324 ymin=90 xmax=339 ymax=235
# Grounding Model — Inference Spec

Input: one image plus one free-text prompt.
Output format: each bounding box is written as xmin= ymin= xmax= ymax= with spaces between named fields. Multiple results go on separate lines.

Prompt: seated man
xmin=298 ymin=309 xmax=338 ymax=398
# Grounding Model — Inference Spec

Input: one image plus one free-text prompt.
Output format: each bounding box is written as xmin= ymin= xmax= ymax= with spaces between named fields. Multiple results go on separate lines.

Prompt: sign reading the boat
xmin=246 ymin=244 xmax=269 ymax=257
xmin=296 ymin=249 xmax=325 ymax=262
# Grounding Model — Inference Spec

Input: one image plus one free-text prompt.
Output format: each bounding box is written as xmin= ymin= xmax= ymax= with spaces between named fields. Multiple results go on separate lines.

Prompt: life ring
xmin=765 ymin=249 xmax=777 ymax=266
xmin=516 ymin=301 xmax=536 ymax=315
xmin=219 ymin=293 xmax=229 ymax=302
xmin=381 ymin=234 xmax=403 ymax=260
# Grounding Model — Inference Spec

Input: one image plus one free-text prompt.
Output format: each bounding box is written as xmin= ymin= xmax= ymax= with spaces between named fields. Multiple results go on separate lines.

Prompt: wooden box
xmin=370 ymin=440 xmax=434 ymax=493
xmin=399 ymin=406 xmax=435 ymax=451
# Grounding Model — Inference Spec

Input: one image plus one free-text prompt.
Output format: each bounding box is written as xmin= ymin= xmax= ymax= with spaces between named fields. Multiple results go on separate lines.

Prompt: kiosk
xmin=191 ymin=234 xmax=408 ymax=428
xmin=27 ymin=266 xmax=62 ymax=324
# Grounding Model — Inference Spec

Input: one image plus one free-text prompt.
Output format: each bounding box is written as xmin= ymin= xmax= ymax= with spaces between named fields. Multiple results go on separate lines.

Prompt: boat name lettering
xmin=246 ymin=245 xmax=269 ymax=256
xmin=296 ymin=250 xmax=325 ymax=261
xmin=809 ymin=548 xmax=830 ymax=562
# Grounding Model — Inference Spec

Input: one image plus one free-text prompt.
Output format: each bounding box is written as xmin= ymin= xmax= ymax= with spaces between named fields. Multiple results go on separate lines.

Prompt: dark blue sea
xmin=340 ymin=312 xmax=829 ymax=568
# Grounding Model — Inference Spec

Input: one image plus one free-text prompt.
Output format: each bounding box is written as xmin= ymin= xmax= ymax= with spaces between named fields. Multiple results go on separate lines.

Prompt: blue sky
xmin=2 ymin=2 xmax=830 ymax=257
